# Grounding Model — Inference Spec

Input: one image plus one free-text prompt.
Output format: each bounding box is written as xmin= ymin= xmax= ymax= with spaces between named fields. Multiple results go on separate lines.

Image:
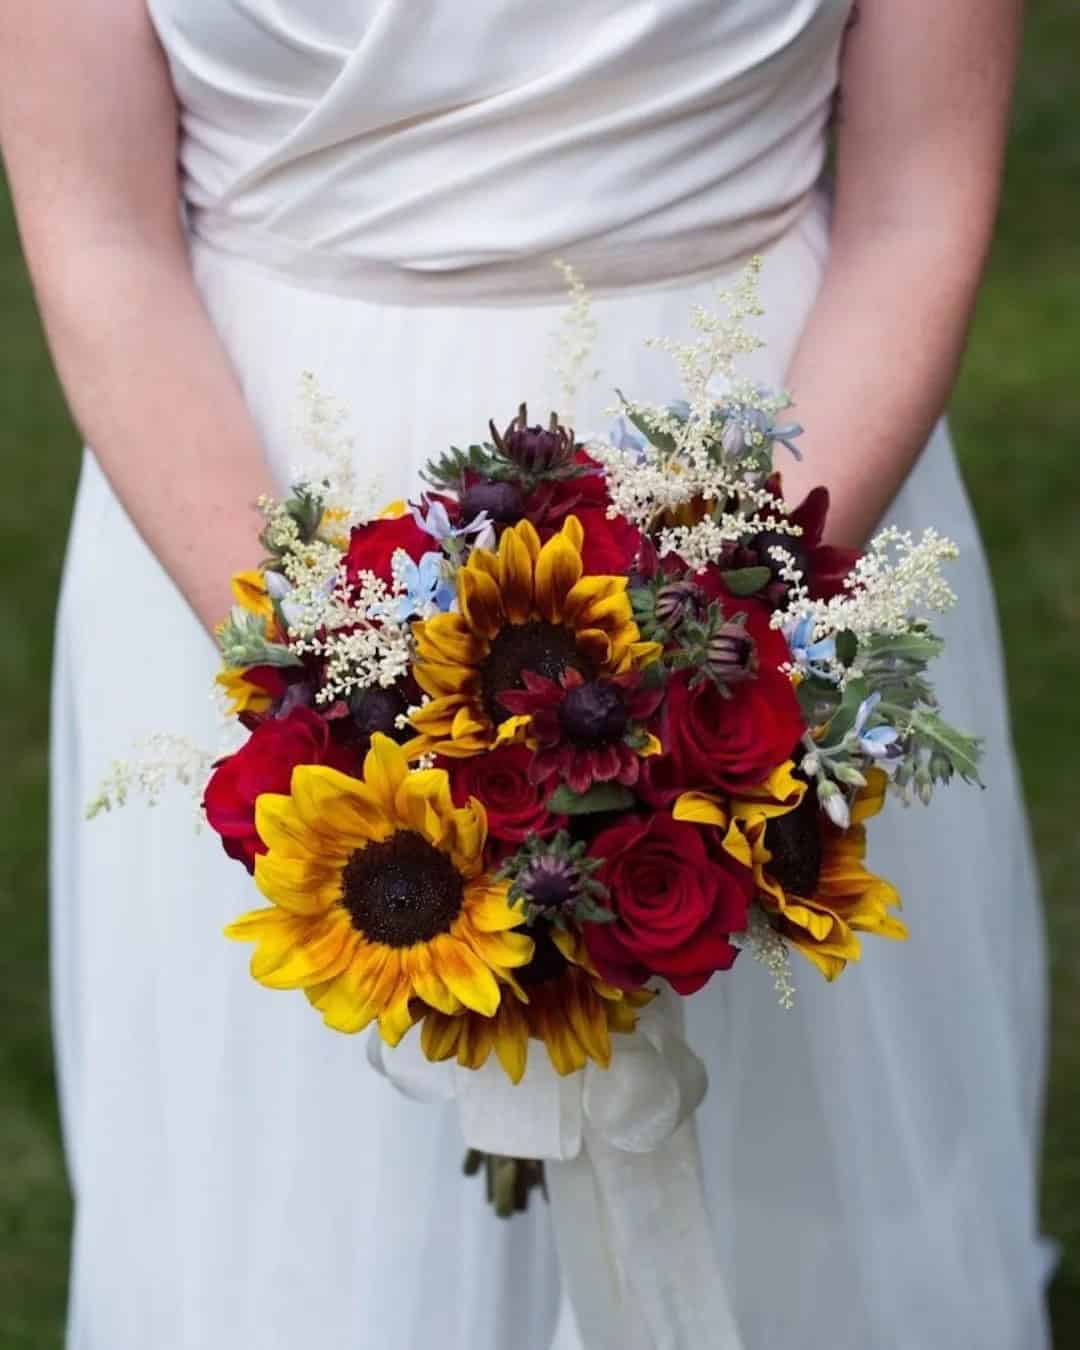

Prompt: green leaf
xmin=818 ymin=675 xmax=870 ymax=748
xmin=719 ymin=566 xmax=772 ymax=597
xmin=911 ymin=711 xmax=985 ymax=786
xmin=616 ymin=392 xmax=679 ymax=454
xmin=836 ymin=629 xmax=858 ymax=668
xmin=547 ymin=782 xmax=637 ymax=815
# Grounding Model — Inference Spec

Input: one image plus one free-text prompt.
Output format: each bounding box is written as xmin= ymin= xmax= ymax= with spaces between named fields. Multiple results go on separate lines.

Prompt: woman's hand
xmin=0 ymin=1 xmax=278 ymax=636
xmin=781 ymin=0 xmax=1024 ymax=547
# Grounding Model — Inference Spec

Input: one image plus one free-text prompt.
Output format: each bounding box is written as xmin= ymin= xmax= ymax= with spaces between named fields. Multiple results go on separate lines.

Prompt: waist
xmin=187 ymin=193 xmax=824 ymax=309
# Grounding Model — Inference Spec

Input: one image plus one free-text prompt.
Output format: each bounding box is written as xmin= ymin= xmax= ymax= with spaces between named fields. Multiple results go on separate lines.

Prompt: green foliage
xmin=546 ymin=782 xmax=636 ymax=815
xmin=215 ymin=608 xmax=302 ymax=669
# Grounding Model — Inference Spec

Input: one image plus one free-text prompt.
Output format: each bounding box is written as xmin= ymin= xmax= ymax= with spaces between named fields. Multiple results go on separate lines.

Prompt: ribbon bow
xmin=370 ymin=990 xmax=746 ymax=1349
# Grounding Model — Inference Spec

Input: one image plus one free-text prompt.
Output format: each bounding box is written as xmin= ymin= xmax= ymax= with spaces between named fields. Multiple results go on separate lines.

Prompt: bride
xmin=0 ymin=1 xmax=1050 ymax=1346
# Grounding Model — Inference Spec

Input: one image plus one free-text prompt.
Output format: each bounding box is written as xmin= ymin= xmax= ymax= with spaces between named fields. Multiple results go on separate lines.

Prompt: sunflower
xmin=217 ymin=667 xmax=274 ymax=717
xmin=408 ymin=515 xmax=659 ymax=758
xmin=216 ymin=570 xmax=279 ymax=714
xmin=675 ymin=763 xmax=906 ymax=980
xmin=420 ymin=925 xmax=652 ymax=1082
xmin=225 ymin=734 xmax=533 ymax=1044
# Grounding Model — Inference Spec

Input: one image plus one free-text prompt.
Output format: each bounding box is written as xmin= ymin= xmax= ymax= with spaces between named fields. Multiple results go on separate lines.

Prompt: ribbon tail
xmin=575 ymin=1120 xmax=745 ymax=1350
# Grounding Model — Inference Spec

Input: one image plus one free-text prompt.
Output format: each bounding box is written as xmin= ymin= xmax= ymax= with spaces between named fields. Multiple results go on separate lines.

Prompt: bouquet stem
xmin=463 ymin=1149 xmax=547 ymax=1218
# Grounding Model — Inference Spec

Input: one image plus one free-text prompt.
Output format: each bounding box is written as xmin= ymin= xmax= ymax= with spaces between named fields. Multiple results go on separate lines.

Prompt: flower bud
xmin=817 ymin=780 xmax=851 ymax=829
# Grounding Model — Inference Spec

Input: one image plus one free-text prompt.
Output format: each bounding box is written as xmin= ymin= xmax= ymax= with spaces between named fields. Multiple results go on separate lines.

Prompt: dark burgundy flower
xmin=204 ymin=707 xmax=357 ymax=872
xmin=583 ymin=813 xmax=753 ymax=994
xmin=786 ymin=486 xmax=861 ymax=600
xmin=459 ymin=478 xmax=526 ymax=525
xmin=491 ymin=403 xmax=577 ymax=476
xmin=499 ymin=667 xmax=664 ymax=795
xmin=716 ymin=482 xmax=860 ymax=607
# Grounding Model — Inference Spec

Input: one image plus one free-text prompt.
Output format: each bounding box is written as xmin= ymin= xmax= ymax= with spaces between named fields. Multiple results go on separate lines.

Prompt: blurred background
xmin=1 ymin=4 xmax=1078 ymax=1345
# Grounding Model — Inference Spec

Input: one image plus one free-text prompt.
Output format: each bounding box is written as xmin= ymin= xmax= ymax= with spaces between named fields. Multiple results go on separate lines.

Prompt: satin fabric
xmin=51 ymin=3 xmax=1050 ymax=1346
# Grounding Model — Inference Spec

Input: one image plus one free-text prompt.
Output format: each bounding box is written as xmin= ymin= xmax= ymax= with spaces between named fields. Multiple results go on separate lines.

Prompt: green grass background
xmin=1 ymin=5 xmax=1078 ymax=1344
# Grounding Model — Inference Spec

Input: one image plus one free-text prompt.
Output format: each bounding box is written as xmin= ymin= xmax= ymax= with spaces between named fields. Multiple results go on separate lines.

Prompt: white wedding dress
xmin=50 ymin=2 xmax=1052 ymax=1347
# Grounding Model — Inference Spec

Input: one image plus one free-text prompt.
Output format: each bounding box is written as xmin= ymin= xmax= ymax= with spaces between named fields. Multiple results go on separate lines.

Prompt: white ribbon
xmin=370 ymin=991 xmax=746 ymax=1350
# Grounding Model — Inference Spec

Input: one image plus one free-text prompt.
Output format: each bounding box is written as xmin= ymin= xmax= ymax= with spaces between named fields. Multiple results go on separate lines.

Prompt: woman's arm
xmin=781 ymin=0 xmax=1023 ymax=546
xmin=0 ymin=1 xmax=277 ymax=634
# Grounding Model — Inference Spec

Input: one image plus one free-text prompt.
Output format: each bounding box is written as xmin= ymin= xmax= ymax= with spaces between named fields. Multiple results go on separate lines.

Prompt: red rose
xmin=448 ymin=745 xmax=566 ymax=851
xmin=583 ymin=814 xmax=753 ymax=994
xmin=345 ymin=511 xmax=429 ymax=586
xmin=204 ymin=707 xmax=357 ymax=872
xmin=527 ymin=453 xmax=641 ymax=575
xmin=643 ymin=600 xmax=804 ymax=802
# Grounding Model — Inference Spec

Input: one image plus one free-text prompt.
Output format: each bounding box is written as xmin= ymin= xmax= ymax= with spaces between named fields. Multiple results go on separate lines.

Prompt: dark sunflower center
xmin=763 ymin=789 xmax=823 ymax=898
xmin=517 ymin=927 xmax=570 ymax=989
xmin=482 ymin=620 xmax=591 ymax=725
xmin=558 ymin=680 xmax=629 ymax=747
xmin=341 ymin=831 xmax=464 ymax=947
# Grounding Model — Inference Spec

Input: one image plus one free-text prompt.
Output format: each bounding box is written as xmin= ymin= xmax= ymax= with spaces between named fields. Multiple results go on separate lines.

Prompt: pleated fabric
xmin=50 ymin=2 xmax=1050 ymax=1345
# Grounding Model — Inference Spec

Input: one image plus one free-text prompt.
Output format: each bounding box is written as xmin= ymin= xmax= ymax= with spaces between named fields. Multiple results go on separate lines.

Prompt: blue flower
xmin=720 ymin=394 xmax=803 ymax=461
xmin=785 ymin=616 xmax=839 ymax=682
xmin=608 ymin=416 xmax=648 ymax=456
xmin=394 ymin=551 xmax=456 ymax=623
xmin=411 ymin=498 xmax=495 ymax=552
xmin=852 ymin=691 xmax=900 ymax=760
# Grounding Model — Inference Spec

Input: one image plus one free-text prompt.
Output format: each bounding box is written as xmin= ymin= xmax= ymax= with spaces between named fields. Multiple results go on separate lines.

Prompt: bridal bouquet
xmin=200 ymin=262 xmax=981 ymax=1093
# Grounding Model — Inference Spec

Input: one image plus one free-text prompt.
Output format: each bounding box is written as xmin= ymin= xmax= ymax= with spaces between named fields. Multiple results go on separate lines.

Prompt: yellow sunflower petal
xmin=459 ymin=566 xmax=504 ymax=640
xmin=224 ymin=907 xmax=313 ymax=979
xmin=446 ymin=801 xmax=488 ymax=873
xmin=306 ymin=947 xmax=387 ymax=1034
xmin=421 ymin=1010 xmax=464 ymax=1063
xmin=450 ymin=704 xmax=490 ymax=743
xmin=463 ymin=925 xmax=535 ymax=972
xmin=492 ymin=714 xmax=532 ymax=747
xmin=362 ymin=734 xmax=410 ymax=816
xmin=216 ymin=668 xmax=272 ymax=716
xmin=289 ymin=765 xmax=392 ymax=847
xmin=792 ymin=942 xmax=851 ymax=982
xmin=408 ymin=694 xmax=472 ymax=735
xmin=516 ymin=518 xmax=543 ymax=561
xmin=537 ymin=1002 xmax=587 ymax=1076
xmin=256 ymin=913 xmax=358 ymax=991
xmin=416 ymin=620 xmax=488 ymax=668
xmin=534 ymin=531 xmax=584 ymax=624
xmin=254 ymin=793 xmax=325 ymax=859
xmin=231 ymin=570 xmax=274 ymax=625
xmin=565 ymin=978 xmax=612 ymax=1068
xmin=560 ymin=515 xmax=585 ymax=553
xmin=673 ymin=790 xmax=728 ymax=828
xmin=497 ymin=523 xmax=536 ymax=624
xmin=851 ymin=768 xmax=889 ymax=824
xmin=492 ymin=1001 xmax=530 ymax=1084
xmin=455 ymin=1011 xmax=497 ymax=1071
xmin=433 ymin=936 xmax=502 ymax=1016
xmin=253 ymin=851 xmax=342 ymax=915
xmin=406 ymin=946 xmax=462 ymax=1016
xmin=468 ymin=884 xmax=527 ymax=932
xmin=377 ymin=982 xmax=418 ymax=1048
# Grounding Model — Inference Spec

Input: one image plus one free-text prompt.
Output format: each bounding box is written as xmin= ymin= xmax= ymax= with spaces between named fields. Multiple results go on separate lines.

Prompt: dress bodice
xmin=148 ymin=0 xmax=853 ymax=296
